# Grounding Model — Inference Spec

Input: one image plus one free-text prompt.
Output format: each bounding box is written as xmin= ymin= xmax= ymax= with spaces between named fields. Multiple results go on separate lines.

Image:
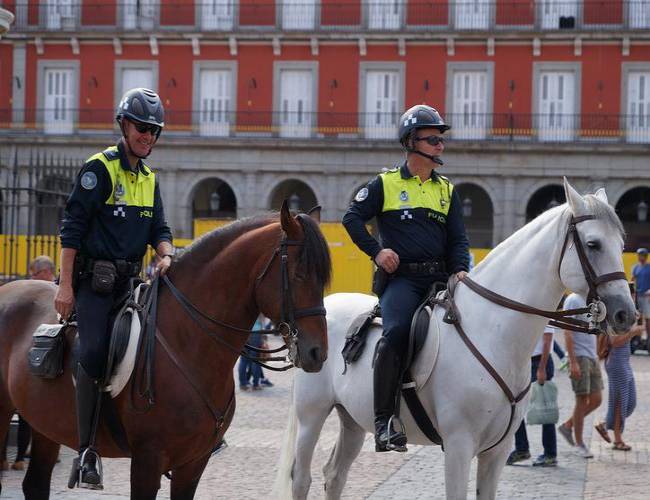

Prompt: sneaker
xmin=532 ymin=454 xmax=557 ymax=467
xmin=260 ymin=379 xmax=274 ymax=387
xmin=558 ymin=424 xmax=575 ymax=446
xmin=506 ymin=450 xmax=531 ymax=465
xmin=240 ymin=384 xmax=251 ymax=392
xmin=577 ymin=444 xmax=593 ymax=458
xmin=252 ymin=385 xmax=263 ymax=391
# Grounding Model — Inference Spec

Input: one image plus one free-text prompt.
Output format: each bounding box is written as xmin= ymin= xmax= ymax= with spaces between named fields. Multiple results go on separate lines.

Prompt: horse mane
xmin=176 ymin=213 xmax=332 ymax=289
xmin=475 ymin=193 xmax=625 ymax=272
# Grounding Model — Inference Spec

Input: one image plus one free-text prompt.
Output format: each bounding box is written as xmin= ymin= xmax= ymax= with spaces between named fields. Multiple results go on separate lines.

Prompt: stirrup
xmin=70 ymin=448 xmax=104 ymax=491
xmin=385 ymin=415 xmax=408 ymax=452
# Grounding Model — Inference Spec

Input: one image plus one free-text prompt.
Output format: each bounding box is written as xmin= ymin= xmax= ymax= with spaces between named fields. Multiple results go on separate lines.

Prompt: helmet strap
xmin=404 ymin=132 xmax=444 ymax=166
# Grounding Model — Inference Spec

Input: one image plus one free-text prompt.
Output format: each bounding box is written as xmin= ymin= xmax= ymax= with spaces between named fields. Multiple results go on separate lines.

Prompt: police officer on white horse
xmin=342 ymin=104 xmax=469 ymax=452
xmin=55 ymin=88 xmax=174 ymax=488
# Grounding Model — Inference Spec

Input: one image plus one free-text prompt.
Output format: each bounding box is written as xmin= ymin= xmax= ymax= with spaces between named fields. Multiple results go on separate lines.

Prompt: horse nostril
xmin=309 ymin=346 xmax=322 ymax=363
xmin=614 ymin=310 xmax=628 ymax=326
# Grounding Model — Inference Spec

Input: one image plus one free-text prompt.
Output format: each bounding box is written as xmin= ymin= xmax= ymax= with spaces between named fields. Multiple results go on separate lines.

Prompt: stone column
xmin=499 ymin=178 xmax=517 ymax=243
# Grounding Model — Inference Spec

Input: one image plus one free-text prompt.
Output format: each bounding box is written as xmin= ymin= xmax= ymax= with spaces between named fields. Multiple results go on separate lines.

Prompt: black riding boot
xmin=373 ymin=338 xmax=407 ymax=452
xmin=71 ymin=363 xmax=103 ymax=490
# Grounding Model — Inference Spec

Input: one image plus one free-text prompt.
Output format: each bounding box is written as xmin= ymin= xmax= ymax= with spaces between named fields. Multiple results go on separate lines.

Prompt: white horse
xmin=274 ymin=179 xmax=636 ymax=500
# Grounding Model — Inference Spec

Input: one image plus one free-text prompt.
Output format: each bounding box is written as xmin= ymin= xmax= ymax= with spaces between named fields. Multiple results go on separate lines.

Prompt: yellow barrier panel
xmin=2 ymin=227 xmax=642 ymax=295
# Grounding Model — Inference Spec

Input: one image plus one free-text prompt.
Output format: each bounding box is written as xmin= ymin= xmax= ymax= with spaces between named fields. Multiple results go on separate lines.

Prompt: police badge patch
xmin=80 ymin=171 xmax=97 ymax=190
xmin=355 ymin=187 xmax=369 ymax=202
xmin=400 ymin=190 xmax=409 ymax=202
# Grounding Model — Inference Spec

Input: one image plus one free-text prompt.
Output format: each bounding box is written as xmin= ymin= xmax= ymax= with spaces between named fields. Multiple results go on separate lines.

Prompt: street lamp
xmin=209 ymin=191 xmax=221 ymax=214
xmin=637 ymin=200 xmax=648 ymax=222
xmin=462 ymin=197 xmax=472 ymax=218
xmin=289 ymin=193 xmax=301 ymax=212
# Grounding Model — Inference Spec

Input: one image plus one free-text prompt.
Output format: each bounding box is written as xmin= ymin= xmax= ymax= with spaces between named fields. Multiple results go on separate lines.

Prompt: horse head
xmin=254 ymin=201 xmax=331 ymax=372
xmin=559 ymin=178 xmax=636 ymax=334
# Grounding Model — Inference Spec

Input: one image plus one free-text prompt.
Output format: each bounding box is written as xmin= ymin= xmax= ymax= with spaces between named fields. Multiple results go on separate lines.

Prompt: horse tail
xmin=273 ymin=379 xmax=297 ymax=499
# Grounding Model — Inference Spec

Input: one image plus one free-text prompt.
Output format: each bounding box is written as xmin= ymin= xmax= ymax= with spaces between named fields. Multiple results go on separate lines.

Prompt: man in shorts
xmin=557 ymin=292 xmax=603 ymax=458
xmin=632 ymin=248 xmax=650 ymax=343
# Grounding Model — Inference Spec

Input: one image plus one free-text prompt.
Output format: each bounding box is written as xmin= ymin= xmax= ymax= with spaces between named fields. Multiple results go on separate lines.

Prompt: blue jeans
xmin=238 ymin=354 xmax=262 ymax=387
xmin=514 ymin=355 xmax=557 ymax=458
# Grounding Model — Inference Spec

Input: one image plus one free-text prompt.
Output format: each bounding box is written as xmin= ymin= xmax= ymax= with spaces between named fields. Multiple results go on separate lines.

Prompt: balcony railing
xmin=5 ymin=1 xmax=650 ymax=33
xmin=2 ymin=109 xmax=649 ymax=144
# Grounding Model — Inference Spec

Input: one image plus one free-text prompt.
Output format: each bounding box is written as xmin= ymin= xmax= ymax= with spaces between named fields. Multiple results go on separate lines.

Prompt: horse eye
xmin=586 ymin=241 xmax=601 ymax=250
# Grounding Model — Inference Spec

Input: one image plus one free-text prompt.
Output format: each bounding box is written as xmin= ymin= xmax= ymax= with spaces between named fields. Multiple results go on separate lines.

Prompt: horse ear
xmin=594 ymin=187 xmax=609 ymax=205
xmin=563 ymin=177 xmax=587 ymax=215
xmin=306 ymin=205 xmax=322 ymax=224
xmin=280 ymin=199 xmax=301 ymax=236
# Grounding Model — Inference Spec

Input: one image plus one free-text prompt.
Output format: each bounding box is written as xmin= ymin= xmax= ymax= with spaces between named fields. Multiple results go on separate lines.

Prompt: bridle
xmin=161 ymin=222 xmax=326 ymax=369
xmin=459 ymin=213 xmax=626 ymax=335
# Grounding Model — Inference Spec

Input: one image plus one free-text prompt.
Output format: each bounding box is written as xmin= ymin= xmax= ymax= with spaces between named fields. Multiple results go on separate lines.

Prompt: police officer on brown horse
xmin=343 ymin=104 xmax=470 ymax=452
xmin=54 ymin=88 xmax=174 ymax=488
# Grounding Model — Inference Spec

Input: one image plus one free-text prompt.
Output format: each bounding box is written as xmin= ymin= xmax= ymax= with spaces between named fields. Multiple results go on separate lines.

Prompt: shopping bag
xmin=526 ymin=380 xmax=559 ymax=425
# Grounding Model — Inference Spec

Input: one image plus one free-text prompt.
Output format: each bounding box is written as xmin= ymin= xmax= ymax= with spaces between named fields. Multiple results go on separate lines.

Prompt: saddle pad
xmin=410 ymin=306 xmax=441 ymax=391
xmin=107 ymin=283 xmax=146 ymax=398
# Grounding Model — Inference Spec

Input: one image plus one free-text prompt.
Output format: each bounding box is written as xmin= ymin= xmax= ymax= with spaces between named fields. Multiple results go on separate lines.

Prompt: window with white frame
xmin=279 ymin=70 xmax=314 ymax=138
xmin=43 ymin=68 xmax=75 ymax=134
xmin=123 ymin=0 xmax=157 ymax=30
xmin=539 ymin=0 xmax=578 ymax=29
xmin=45 ymin=0 xmax=76 ymax=30
xmin=454 ymin=0 xmax=490 ymax=30
xmin=368 ymin=0 xmax=402 ymax=30
xmin=199 ymin=69 xmax=232 ymax=137
xmin=537 ymin=71 xmax=576 ymax=142
xmin=201 ymin=0 xmax=235 ymax=30
xmin=451 ymin=71 xmax=489 ymax=140
xmin=626 ymin=71 xmax=650 ymax=143
xmin=629 ymin=1 xmax=650 ymax=29
xmin=282 ymin=0 xmax=316 ymax=30
xmin=120 ymin=68 xmax=155 ymax=98
xmin=364 ymin=70 xmax=399 ymax=139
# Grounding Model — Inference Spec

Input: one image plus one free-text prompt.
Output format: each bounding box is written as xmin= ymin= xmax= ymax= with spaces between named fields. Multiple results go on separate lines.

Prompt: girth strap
xmin=401 ymin=371 xmax=443 ymax=446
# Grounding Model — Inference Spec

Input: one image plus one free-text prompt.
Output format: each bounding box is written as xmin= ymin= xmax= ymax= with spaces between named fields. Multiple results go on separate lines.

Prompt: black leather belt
xmin=397 ymin=260 xmax=445 ymax=276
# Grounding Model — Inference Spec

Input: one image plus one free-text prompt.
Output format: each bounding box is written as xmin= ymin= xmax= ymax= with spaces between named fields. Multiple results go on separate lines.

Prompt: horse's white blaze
xmin=275 ymin=180 xmax=635 ymax=500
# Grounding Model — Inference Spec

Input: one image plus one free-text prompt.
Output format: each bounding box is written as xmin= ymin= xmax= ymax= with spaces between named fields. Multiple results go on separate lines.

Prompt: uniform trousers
xmin=75 ymin=276 xmax=130 ymax=380
xmin=379 ymin=274 xmax=441 ymax=362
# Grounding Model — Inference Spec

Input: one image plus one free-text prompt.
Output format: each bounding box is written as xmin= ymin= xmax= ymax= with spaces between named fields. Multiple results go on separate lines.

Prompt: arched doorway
xmin=526 ymin=184 xmax=566 ymax=222
xmin=268 ymin=179 xmax=317 ymax=213
xmin=615 ymin=186 xmax=650 ymax=251
xmin=191 ymin=177 xmax=237 ymax=220
xmin=455 ymin=183 xmax=494 ymax=248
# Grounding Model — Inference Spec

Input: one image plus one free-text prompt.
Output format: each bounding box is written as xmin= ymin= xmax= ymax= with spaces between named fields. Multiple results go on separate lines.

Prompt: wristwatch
xmin=162 ymin=253 xmax=174 ymax=260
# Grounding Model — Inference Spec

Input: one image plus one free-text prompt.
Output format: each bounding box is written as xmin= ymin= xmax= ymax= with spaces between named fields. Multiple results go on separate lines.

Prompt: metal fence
xmin=2 ymin=110 xmax=649 ymax=143
xmin=6 ymin=1 xmax=650 ymax=32
xmin=0 ymin=149 xmax=77 ymax=281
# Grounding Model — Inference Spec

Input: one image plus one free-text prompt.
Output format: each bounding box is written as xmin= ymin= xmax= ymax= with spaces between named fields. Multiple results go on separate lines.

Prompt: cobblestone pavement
xmin=2 ymin=344 xmax=649 ymax=499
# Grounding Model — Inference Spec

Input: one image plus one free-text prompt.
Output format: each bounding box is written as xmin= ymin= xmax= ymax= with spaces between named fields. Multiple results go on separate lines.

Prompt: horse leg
xmin=169 ymin=452 xmax=210 ymax=500
xmin=130 ymin=447 xmax=163 ymax=500
xmin=476 ymin=441 xmax=510 ymax=500
xmin=22 ymin=430 xmax=61 ymax=500
xmin=444 ymin=436 xmax=475 ymax=500
xmin=292 ymin=401 xmax=331 ymax=500
xmin=322 ymin=405 xmax=366 ymax=500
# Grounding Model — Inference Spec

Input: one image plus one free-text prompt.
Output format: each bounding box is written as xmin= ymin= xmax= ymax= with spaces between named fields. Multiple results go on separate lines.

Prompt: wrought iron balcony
xmin=5 ymin=1 xmax=650 ymax=34
xmin=1 ymin=109 xmax=649 ymax=144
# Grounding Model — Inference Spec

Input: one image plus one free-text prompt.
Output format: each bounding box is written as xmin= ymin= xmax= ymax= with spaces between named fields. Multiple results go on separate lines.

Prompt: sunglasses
xmin=132 ymin=121 xmax=161 ymax=136
xmin=414 ymin=135 xmax=445 ymax=146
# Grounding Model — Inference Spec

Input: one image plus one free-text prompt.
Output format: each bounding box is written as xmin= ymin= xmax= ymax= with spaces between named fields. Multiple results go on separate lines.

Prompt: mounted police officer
xmin=342 ymin=104 xmax=469 ymax=452
xmin=54 ymin=88 xmax=174 ymax=488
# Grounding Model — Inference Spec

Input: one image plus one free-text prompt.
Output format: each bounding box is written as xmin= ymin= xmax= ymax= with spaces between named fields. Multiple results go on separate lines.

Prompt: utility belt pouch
xmin=91 ymin=260 xmax=117 ymax=294
xmin=372 ymin=267 xmax=389 ymax=297
xmin=28 ymin=324 xmax=66 ymax=379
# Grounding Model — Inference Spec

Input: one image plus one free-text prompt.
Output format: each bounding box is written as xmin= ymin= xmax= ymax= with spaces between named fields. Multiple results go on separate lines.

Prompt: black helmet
xmin=398 ymin=104 xmax=450 ymax=147
xmin=116 ymin=88 xmax=165 ymax=129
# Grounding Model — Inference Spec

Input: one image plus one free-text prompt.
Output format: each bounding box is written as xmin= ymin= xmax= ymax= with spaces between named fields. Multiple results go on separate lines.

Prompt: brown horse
xmin=0 ymin=203 xmax=331 ymax=499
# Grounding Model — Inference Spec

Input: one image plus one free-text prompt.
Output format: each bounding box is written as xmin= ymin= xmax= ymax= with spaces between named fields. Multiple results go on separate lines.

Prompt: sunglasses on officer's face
xmin=132 ymin=121 xmax=161 ymax=136
xmin=414 ymin=135 xmax=445 ymax=146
